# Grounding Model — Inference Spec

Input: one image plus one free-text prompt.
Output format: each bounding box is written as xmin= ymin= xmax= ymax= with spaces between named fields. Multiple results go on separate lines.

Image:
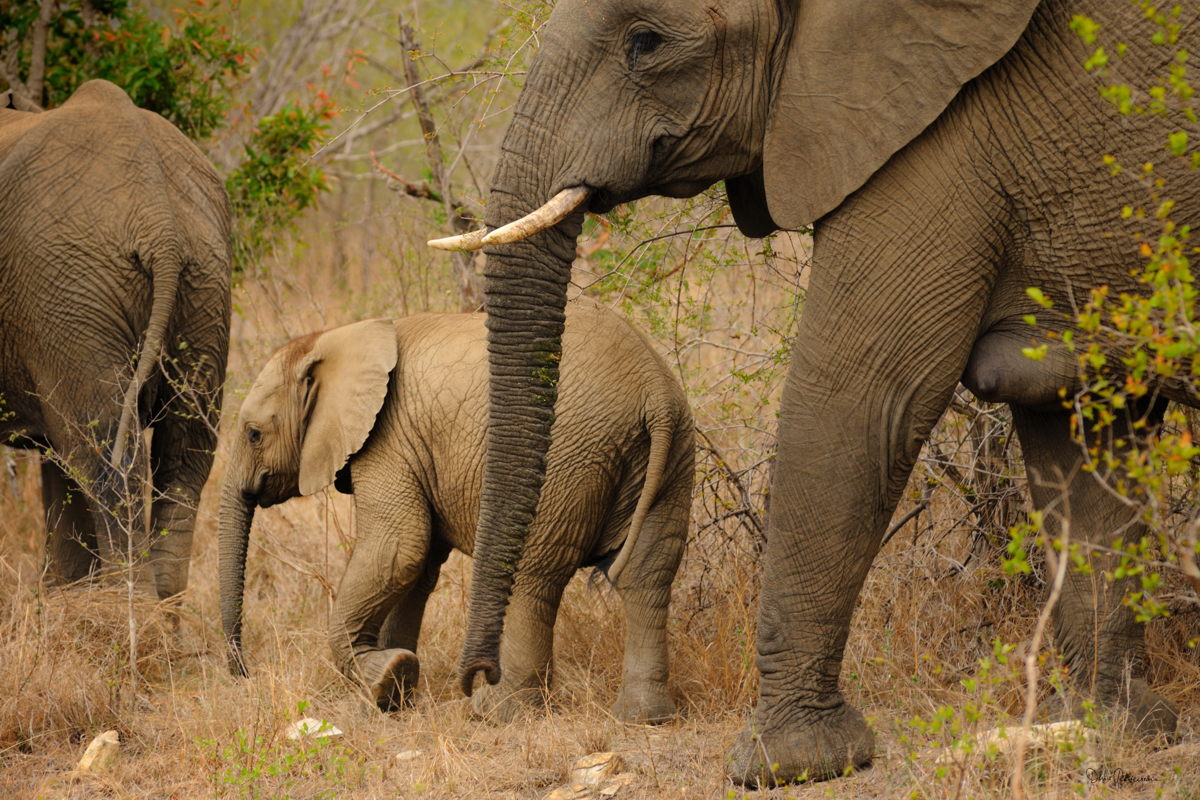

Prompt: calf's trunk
xmin=218 ymin=469 xmax=255 ymax=677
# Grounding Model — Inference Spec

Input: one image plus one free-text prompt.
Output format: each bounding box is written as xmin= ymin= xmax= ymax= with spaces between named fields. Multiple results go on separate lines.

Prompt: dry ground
xmin=3 ymin=220 xmax=1200 ymax=799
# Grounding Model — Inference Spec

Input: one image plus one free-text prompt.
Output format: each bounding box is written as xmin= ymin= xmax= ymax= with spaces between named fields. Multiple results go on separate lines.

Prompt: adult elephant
xmin=0 ymin=80 xmax=231 ymax=599
xmin=428 ymin=0 xmax=1197 ymax=786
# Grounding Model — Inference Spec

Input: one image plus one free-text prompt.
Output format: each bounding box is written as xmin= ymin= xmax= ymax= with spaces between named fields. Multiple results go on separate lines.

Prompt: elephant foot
xmin=358 ymin=648 xmax=420 ymax=712
xmin=725 ymin=701 xmax=874 ymax=788
xmin=1045 ymin=679 xmax=1178 ymax=742
xmin=1123 ymin=680 xmax=1179 ymax=740
xmin=611 ymin=683 xmax=676 ymax=724
xmin=471 ymin=682 xmax=544 ymax=723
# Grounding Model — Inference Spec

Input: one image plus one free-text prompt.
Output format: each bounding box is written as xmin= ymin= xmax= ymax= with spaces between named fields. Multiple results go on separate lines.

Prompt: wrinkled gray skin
xmin=218 ymin=303 xmax=693 ymax=723
xmin=457 ymin=0 xmax=1198 ymax=786
xmin=0 ymin=80 xmax=231 ymax=599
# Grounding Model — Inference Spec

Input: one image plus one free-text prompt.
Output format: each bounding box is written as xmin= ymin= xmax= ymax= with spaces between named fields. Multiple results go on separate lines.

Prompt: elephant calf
xmin=220 ymin=301 xmax=693 ymax=723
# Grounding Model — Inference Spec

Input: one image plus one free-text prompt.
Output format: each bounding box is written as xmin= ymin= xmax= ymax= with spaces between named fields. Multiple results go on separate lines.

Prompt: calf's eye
xmin=247 ymin=428 xmax=262 ymax=447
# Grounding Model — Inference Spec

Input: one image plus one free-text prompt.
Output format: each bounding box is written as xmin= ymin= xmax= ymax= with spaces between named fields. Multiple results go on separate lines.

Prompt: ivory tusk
xmin=427 ymin=228 xmax=488 ymax=252
xmin=480 ymin=186 xmax=593 ymax=246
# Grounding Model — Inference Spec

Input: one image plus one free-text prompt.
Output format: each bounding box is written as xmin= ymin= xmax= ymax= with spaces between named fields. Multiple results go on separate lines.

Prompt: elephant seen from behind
xmin=0 ymin=79 xmax=231 ymax=599
xmin=219 ymin=301 xmax=694 ymax=723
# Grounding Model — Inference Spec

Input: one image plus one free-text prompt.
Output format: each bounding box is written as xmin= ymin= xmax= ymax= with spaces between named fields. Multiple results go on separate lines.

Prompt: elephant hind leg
xmin=42 ymin=458 xmax=99 ymax=584
xmin=471 ymin=564 xmax=574 ymax=723
xmin=607 ymin=464 xmax=689 ymax=724
xmin=1011 ymin=402 xmax=1178 ymax=740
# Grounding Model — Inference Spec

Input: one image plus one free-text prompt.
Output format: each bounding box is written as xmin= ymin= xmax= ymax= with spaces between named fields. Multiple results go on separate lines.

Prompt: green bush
xmin=226 ymin=91 xmax=335 ymax=274
xmin=1 ymin=0 xmax=333 ymax=274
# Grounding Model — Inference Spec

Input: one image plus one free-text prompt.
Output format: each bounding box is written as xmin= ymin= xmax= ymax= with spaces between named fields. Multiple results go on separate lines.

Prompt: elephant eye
xmin=627 ymin=28 xmax=663 ymax=70
xmin=246 ymin=427 xmax=262 ymax=447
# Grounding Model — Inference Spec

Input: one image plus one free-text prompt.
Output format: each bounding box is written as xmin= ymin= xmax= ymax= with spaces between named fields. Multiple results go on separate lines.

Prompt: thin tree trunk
xmin=398 ymin=13 xmax=483 ymax=311
xmin=26 ymin=0 xmax=53 ymax=106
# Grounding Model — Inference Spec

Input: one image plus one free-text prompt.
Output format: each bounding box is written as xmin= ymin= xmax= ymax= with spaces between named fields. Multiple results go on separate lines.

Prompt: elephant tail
xmin=110 ymin=248 xmax=182 ymax=467
xmin=607 ymin=414 xmax=675 ymax=585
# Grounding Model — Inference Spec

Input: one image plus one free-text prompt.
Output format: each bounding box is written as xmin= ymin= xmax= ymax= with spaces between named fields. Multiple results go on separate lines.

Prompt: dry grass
xmin=3 ymin=174 xmax=1200 ymax=800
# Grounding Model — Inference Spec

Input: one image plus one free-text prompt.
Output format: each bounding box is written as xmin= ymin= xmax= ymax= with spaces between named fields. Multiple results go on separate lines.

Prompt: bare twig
xmin=369 ymin=150 xmax=444 ymax=202
xmin=397 ymin=11 xmax=482 ymax=310
xmin=696 ymin=428 xmax=766 ymax=542
xmin=1012 ymin=481 xmax=1072 ymax=800
xmin=881 ymin=499 xmax=931 ymax=549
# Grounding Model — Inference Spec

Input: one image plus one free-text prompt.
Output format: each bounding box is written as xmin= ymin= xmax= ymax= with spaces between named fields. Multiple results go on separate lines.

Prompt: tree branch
xmin=880 ymin=499 xmax=931 ymax=549
xmin=26 ymin=0 xmax=53 ymax=105
xmin=369 ymin=150 xmax=444 ymax=203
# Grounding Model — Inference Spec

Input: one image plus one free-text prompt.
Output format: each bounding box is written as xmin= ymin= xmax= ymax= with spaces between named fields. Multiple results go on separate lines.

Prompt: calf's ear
xmin=763 ymin=0 xmax=1039 ymax=229
xmin=296 ymin=319 xmax=398 ymax=496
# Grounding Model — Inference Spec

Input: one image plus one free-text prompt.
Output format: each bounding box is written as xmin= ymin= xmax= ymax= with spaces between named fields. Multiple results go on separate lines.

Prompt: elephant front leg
xmin=726 ymin=192 xmax=998 ymax=785
xmin=329 ymin=479 xmax=429 ymax=712
xmin=1011 ymin=403 xmax=1178 ymax=739
xmin=725 ymin=372 xmax=893 ymax=786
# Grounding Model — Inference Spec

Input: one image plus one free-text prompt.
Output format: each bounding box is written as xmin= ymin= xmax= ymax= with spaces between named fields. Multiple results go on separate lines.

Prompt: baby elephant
xmin=219 ymin=301 xmax=693 ymax=723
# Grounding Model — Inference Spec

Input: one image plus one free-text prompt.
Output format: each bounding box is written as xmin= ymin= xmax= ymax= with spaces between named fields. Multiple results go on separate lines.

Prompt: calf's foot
xmin=611 ymin=682 xmax=675 ymax=724
xmin=471 ymin=681 xmax=544 ymax=723
xmin=725 ymin=700 xmax=874 ymax=788
xmin=357 ymin=648 xmax=420 ymax=712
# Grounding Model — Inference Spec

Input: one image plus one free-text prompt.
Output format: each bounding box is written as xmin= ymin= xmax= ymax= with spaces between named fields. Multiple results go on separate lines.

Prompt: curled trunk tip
xmin=459 ymin=657 xmax=501 ymax=697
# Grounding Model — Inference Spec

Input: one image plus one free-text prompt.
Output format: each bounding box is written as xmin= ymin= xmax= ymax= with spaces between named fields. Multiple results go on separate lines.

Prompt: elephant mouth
xmin=588 ymin=188 xmax=621 ymax=216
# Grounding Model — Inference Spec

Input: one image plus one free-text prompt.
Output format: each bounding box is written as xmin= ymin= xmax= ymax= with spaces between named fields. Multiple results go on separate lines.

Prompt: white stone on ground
xmin=285 ymin=717 xmax=343 ymax=740
xmin=78 ymin=730 xmax=120 ymax=773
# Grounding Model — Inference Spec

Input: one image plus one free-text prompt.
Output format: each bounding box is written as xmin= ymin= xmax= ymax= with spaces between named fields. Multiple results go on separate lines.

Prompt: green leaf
xmin=1026 ymin=287 xmax=1054 ymax=308
xmin=1170 ymin=130 xmax=1189 ymax=156
xmin=1022 ymin=345 xmax=1049 ymax=362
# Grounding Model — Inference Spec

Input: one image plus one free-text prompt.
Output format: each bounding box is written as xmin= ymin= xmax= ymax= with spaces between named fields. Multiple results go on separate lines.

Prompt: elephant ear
xmin=296 ymin=319 xmax=398 ymax=496
xmin=725 ymin=168 xmax=778 ymax=238
xmin=761 ymin=0 xmax=1040 ymax=229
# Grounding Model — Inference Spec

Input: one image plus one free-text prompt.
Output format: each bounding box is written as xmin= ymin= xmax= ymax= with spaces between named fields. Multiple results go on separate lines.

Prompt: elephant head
xmin=219 ymin=319 xmax=397 ymax=676
xmin=443 ymin=0 xmax=1041 ymax=695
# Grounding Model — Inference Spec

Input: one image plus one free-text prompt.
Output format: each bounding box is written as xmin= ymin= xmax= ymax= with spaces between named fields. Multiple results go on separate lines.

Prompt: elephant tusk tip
xmin=427 ymin=229 xmax=487 ymax=252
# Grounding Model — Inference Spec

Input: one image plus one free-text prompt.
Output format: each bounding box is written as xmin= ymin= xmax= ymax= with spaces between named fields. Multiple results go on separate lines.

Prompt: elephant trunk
xmin=457 ymin=107 xmax=587 ymax=697
xmin=218 ymin=459 xmax=256 ymax=678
